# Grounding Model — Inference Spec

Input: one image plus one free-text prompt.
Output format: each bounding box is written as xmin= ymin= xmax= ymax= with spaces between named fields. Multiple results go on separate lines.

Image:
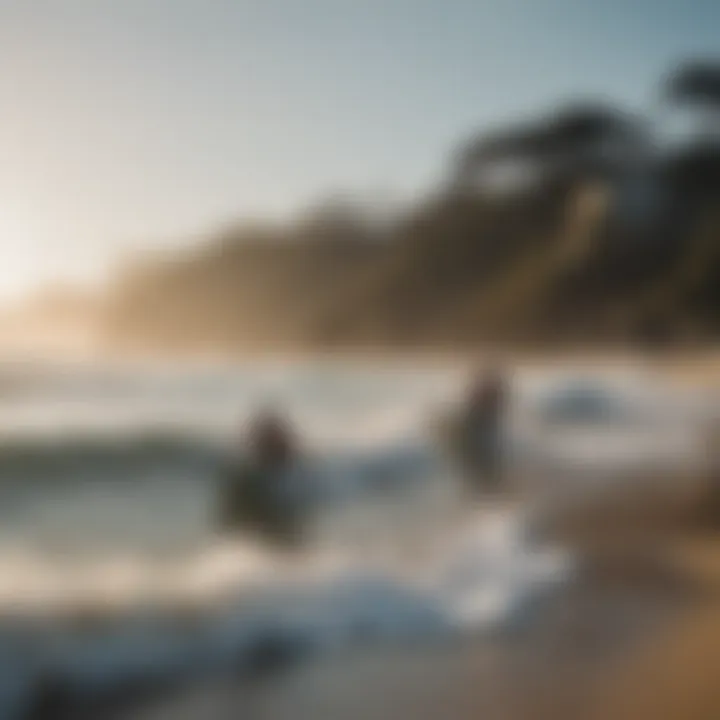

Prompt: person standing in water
xmin=218 ymin=409 xmax=305 ymax=546
xmin=453 ymin=364 xmax=511 ymax=493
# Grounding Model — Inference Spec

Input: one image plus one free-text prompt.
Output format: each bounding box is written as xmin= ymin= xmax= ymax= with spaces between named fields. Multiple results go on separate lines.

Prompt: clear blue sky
xmin=0 ymin=0 xmax=716 ymax=298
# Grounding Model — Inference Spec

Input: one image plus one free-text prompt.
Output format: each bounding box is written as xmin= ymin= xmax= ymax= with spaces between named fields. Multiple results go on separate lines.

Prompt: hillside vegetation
xmin=101 ymin=62 xmax=720 ymax=352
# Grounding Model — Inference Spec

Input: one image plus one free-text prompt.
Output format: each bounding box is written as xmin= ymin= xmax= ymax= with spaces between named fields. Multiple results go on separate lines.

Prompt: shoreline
xmin=4 ymin=346 xmax=720 ymax=381
xmin=113 ymin=540 xmax=719 ymax=720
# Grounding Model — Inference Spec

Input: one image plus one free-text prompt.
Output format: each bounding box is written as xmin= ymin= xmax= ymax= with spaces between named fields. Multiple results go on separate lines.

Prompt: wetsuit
xmin=218 ymin=460 xmax=304 ymax=547
xmin=454 ymin=375 xmax=508 ymax=492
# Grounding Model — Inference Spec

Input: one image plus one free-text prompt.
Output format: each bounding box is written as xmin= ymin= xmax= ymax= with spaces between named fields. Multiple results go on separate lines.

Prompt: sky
xmin=0 ymin=0 xmax=716 ymax=300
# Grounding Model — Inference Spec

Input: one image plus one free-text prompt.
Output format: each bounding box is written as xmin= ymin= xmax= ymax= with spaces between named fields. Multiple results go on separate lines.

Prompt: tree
xmin=452 ymin=103 xmax=645 ymax=193
xmin=662 ymin=60 xmax=720 ymax=199
xmin=666 ymin=61 xmax=720 ymax=109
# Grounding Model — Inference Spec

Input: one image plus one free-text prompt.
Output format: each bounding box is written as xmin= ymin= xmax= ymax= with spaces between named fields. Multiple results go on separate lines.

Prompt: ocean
xmin=0 ymin=357 xmax=709 ymax=718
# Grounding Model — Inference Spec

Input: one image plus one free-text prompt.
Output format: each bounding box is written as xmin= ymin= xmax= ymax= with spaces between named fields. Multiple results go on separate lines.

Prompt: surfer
xmin=218 ymin=409 xmax=306 ymax=547
xmin=448 ymin=365 xmax=511 ymax=493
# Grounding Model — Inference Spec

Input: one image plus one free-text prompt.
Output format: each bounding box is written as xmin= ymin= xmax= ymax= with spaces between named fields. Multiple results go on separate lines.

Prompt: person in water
xmin=452 ymin=364 xmax=511 ymax=493
xmin=218 ymin=409 xmax=305 ymax=547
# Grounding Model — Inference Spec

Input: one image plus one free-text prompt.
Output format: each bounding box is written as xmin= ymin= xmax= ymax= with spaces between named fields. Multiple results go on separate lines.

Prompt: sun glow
xmin=0 ymin=202 xmax=51 ymax=302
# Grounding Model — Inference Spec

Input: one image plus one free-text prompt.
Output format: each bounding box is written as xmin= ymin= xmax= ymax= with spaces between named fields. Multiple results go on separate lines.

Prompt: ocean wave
xmin=0 ymin=509 xmax=572 ymax=719
xmin=0 ymin=433 xmax=221 ymax=481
